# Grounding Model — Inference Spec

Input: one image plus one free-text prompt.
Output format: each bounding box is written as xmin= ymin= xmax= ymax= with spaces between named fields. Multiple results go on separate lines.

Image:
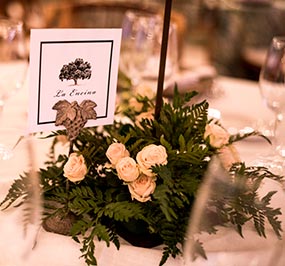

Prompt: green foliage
xmin=0 ymin=173 xmax=29 ymax=209
xmin=204 ymin=163 xmax=283 ymax=239
xmin=0 ymin=90 xmax=283 ymax=266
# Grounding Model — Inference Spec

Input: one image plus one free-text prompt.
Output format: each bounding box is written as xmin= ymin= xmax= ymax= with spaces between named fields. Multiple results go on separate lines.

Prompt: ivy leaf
xmin=52 ymin=100 xmax=77 ymax=126
xmin=80 ymin=100 xmax=97 ymax=120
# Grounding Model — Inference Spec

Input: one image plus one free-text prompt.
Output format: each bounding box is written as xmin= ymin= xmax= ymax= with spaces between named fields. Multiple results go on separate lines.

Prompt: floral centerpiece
xmin=0 ymin=85 xmax=283 ymax=266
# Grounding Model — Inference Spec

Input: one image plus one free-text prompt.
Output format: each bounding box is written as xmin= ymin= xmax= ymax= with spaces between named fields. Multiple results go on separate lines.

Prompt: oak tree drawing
xmin=59 ymin=58 xmax=92 ymax=85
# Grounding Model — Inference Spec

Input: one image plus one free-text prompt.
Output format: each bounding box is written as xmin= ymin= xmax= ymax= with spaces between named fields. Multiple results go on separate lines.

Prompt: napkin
xmin=163 ymin=65 xmax=217 ymax=98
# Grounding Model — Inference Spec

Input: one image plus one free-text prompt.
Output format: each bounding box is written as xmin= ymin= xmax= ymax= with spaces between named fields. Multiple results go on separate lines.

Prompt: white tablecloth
xmin=0 ymin=76 xmax=285 ymax=266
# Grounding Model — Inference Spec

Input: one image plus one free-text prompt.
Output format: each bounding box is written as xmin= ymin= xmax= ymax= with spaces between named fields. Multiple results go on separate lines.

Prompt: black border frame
xmin=37 ymin=40 xmax=114 ymax=125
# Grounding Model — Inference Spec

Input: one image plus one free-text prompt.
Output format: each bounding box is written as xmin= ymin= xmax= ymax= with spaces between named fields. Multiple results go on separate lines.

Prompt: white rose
xmin=106 ymin=143 xmax=130 ymax=167
xmin=135 ymin=110 xmax=154 ymax=128
xmin=128 ymin=174 xmax=156 ymax=202
xmin=204 ymin=123 xmax=230 ymax=148
xmin=129 ymin=97 xmax=143 ymax=112
xmin=116 ymin=157 xmax=140 ymax=182
xmin=218 ymin=144 xmax=240 ymax=170
xmin=63 ymin=153 xmax=87 ymax=182
xmin=136 ymin=144 xmax=167 ymax=176
xmin=135 ymin=84 xmax=155 ymax=99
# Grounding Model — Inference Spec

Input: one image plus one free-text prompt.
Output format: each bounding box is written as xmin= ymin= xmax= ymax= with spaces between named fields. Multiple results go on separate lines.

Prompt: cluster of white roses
xmin=106 ymin=143 xmax=168 ymax=202
xmin=129 ymin=84 xmax=155 ymax=128
xmin=61 ymin=122 xmax=239 ymax=199
xmin=61 ymin=142 xmax=168 ymax=203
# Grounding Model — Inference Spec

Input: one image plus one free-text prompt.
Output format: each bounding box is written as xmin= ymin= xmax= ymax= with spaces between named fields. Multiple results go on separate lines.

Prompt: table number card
xmin=28 ymin=28 xmax=122 ymax=133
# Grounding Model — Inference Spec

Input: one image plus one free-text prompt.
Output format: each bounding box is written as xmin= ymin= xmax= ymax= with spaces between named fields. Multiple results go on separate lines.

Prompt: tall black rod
xmin=154 ymin=0 xmax=172 ymax=120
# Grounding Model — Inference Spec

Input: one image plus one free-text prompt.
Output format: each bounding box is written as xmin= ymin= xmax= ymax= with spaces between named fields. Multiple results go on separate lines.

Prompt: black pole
xmin=154 ymin=0 xmax=172 ymax=120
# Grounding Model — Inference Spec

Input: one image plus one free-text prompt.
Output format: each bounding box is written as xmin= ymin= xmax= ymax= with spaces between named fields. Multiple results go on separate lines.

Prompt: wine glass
xmin=254 ymin=36 xmax=285 ymax=172
xmin=0 ymin=133 xmax=43 ymax=265
xmin=183 ymin=157 xmax=285 ymax=266
xmin=0 ymin=17 xmax=28 ymax=160
xmin=120 ymin=10 xmax=178 ymax=87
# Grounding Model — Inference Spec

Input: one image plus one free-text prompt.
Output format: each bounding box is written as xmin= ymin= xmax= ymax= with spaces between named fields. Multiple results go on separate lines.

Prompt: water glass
xmin=120 ymin=10 xmax=178 ymax=87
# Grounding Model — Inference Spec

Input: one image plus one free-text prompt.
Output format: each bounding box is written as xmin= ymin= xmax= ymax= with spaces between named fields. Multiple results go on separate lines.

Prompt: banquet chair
xmin=42 ymin=0 xmax=186 ymax=64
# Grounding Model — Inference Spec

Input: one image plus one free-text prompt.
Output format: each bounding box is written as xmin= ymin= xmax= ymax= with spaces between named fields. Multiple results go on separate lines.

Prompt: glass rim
xmin=0 ymin=16 xmax=23 ymax=30
xmin=124 ymin=10 xmax=161 ymax=22
xmin=272 ymin=36 xmax=285 ymax=48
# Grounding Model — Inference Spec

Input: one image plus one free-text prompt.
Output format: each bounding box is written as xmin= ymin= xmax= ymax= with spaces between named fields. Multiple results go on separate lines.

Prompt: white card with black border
xmin=28 ymin=28 xmax=122 ymax=133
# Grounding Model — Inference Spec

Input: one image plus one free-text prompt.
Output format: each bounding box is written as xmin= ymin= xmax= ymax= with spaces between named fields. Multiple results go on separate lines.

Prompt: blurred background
xmin=0 ymin=0 xmax=285 ymax=81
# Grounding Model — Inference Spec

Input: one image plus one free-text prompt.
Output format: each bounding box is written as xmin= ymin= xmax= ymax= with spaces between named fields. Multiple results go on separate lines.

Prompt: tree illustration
xmin=59 ymin=58 xmax=92 ymax=85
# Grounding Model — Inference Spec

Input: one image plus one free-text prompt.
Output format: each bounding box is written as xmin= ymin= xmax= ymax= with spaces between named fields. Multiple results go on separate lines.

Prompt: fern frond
xmin=0 ymin=174 xmax=29 ymax=210
xmin=102 ymin=201 xmax=144 ymax=222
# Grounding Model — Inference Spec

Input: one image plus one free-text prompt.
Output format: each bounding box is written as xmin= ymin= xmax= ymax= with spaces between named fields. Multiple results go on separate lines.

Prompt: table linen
xmin=0 ymin=76 xmax=284 ymax=266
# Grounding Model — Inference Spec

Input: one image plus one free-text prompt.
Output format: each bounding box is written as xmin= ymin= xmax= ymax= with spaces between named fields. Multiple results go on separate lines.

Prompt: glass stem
xmin=0 ymin=104 xmax=4 ymax=124
xmin=273 ymin=113 xmax=285 ymax=156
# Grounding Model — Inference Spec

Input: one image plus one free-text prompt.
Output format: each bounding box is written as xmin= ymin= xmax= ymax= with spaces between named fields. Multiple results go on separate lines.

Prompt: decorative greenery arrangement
xmin=0 ymin=87 xmax=283 ymax=266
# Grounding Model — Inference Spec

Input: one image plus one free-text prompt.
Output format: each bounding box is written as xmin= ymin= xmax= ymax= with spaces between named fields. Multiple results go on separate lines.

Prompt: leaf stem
xmin=69 ymin=140 xmax=74 ymax=155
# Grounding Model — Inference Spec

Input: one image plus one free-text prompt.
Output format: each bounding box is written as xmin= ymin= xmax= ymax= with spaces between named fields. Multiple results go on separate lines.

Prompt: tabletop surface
xmin=0 ymin=75 xmax=285 ymax=266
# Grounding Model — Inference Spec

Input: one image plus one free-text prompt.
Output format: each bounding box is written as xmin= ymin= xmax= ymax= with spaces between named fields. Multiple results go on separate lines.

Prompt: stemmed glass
xmin=257 ymin=36 xmax=285 ymax=171
xmin=0 ymin=20 xmax=40 ymax=264
xmin=183 ymin=157 xmax=284 ymax=266
xmin=120 ymin=10 xmax=178 ymax=87
xmin=0 ymin=17 xmax=28 ymax=160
